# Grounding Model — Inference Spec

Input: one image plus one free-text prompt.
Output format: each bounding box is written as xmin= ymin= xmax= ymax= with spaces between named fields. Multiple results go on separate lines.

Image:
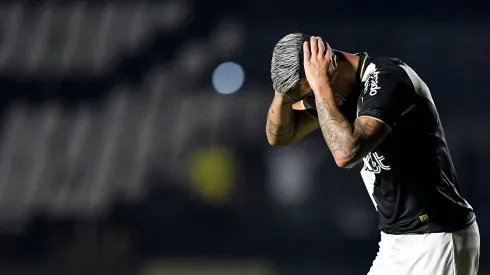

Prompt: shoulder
xmin=365 ymin=55 xmax=406 ymax=67
xmin=363 ymin=56 xmax=407 ymax=76
xmin=361 ymin=56 xmax=413 ymax=90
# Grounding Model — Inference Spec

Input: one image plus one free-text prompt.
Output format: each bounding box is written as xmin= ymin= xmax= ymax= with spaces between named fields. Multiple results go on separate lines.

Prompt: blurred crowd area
xmin=0 ymin=0 xmax=487 ymax=274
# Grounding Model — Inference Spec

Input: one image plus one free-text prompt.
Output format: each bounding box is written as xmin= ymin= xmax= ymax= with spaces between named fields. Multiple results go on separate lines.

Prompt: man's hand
xmin=302 ymin=36 xmax=390 ymax=168
xmin=303 ymin=36 xmax=336 ymax=92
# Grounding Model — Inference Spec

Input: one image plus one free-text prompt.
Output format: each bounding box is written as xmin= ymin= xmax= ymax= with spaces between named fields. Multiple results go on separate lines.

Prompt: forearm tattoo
xmin=315 ymin=97 xmax=350 ymax=153
xmin=266 ymin=118 xmax=294 ymax=137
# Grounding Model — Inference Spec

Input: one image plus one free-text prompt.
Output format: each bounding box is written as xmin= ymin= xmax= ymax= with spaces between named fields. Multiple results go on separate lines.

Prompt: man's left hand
xmin=303 ymin=36 xmax=335 ymax=93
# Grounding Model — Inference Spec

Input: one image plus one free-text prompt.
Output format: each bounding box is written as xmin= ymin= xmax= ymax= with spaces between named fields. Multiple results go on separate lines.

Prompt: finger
xmin=317 ymin=37 xmax=325 ymax=57
xmin=325 ymin=42 xmax=331 ymax=58
xmin=310 ymin=36 xmax=318 ymax=56
xmin=303 ymin=41 xmax=311 ymax=62
xmin=325 ymin=43 xmax=335 ymax=70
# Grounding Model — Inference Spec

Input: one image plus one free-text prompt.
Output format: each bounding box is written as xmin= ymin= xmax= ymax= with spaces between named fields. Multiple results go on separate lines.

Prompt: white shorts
xmin=368 ymin=221 xmax=480 ymax=275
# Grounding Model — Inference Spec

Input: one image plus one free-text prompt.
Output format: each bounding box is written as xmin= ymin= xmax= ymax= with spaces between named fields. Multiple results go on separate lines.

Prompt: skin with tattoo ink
xmin=266 ymin=117 xmax=294 ymax=137
xmin=303 ymin=36 xmax=389 ymax=167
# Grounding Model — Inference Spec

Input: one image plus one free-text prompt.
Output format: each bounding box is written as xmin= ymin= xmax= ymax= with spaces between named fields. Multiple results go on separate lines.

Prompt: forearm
xmin=314 ymin=86 xmax=360 ymax=166
xmin=302 ymin=36 xmax=388 ymax=167
xmin=266 ymin=93 xmax=296 ymax=145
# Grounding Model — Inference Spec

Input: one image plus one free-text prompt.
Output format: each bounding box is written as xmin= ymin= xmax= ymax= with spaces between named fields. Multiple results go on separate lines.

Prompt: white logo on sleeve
xmin=362 ymin=63 xmax=381 ymax=96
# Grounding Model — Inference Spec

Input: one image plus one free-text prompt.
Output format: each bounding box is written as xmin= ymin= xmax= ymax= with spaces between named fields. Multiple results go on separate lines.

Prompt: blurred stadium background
xmin=0 ymin=0 xmax=487 ymax=274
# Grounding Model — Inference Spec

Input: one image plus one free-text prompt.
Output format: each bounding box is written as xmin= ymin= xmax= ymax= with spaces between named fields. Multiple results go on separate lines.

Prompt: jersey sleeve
xmin=357 ymin=65 xmax=413 ymax=130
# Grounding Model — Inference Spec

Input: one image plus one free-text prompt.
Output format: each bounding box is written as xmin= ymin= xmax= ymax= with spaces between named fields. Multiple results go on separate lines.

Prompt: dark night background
xmin=0 ymin=0 xmax=487 ymax=274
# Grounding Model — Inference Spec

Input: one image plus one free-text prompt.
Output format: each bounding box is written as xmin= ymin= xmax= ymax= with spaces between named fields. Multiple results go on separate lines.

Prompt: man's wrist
xmin=312 ymin=83 xmax=334 ymax=98
xmin=312 ymin=80 xmax=332 ymax=92
xmin=275 ymin=92 xmax=299 ymax=104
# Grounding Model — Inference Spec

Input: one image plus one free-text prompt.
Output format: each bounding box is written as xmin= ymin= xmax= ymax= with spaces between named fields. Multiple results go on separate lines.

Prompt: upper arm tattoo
xmin=352 ymin=117 xmax=390 ymax=153
xmin=315 ymin=95 xmax=390 ymax=163
xmin=353 ymin=118 xmax=377 ymax=138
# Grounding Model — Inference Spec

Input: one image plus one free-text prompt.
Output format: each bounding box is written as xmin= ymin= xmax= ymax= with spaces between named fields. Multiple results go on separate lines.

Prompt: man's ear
xmin=331 ymin=54 xmax=338 ymax=70
xmin=299 ymin=77 xmax=312 ymax=95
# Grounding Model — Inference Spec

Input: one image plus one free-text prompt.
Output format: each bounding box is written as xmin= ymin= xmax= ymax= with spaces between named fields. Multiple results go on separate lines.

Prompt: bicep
xmin=334 ymin=116 xmax=390 ymax=168
xmin=352 ymin=116 xmax=391 ymax=154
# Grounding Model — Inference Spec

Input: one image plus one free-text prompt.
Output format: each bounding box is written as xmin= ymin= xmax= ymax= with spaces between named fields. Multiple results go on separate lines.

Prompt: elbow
xmin=267 ymin=137 xmax=292 ymax=147
xmin=266 ymin=129 xmax=295 ymax=147
xmin=332 ymin=142 xmax=363 ymax=168
xmin=333 ymin=152 xmax=360 ymax=169
xmin=334 ymin=157 xmax=352 ymax=168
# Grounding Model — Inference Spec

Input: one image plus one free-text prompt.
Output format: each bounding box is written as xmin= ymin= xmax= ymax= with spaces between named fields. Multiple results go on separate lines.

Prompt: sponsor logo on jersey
xmin=362 ymin=152 xmax=391 ymax=174
xmin=419 ymin=214 xmax=430 ymax=223
xmin=362 ymin=63 xmax=381 ymax=96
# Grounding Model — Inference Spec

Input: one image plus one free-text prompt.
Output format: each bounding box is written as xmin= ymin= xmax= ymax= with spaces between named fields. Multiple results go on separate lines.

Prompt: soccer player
xmin=266 ymin=33 xmax=480 ymax=275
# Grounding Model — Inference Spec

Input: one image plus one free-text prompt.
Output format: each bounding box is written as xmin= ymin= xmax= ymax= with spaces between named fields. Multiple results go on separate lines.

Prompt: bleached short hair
xmin=271 ymin=33 xmax=310 ymax=94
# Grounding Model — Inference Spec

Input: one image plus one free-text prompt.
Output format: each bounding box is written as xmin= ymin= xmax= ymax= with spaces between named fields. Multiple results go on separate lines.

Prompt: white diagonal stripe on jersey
xmin=399 ymin=64 xmax=435 ymax=105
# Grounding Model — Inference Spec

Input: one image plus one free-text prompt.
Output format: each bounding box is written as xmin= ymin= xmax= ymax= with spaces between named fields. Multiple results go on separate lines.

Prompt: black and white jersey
xmin=304 ymin=53 xmax=475 ymax=234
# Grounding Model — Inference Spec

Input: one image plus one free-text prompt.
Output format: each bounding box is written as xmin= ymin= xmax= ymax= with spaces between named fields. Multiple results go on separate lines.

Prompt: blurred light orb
xmin=188 ymin=146 xmax=235 ymax=205
xmin=212 ymin=62 xmax=245 ymax=94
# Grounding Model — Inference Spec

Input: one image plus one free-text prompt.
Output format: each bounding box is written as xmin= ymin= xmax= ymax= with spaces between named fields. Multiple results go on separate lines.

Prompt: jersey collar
xmin=354 ymin=52 xmax=369 ymax=91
